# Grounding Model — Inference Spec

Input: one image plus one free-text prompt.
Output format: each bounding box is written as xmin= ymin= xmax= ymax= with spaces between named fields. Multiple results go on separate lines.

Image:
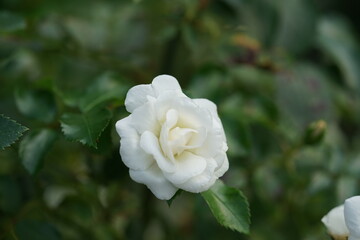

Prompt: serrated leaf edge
xmin=59 ymin=110 xmax=112 ymax=149
xmin=0 ymin=114 xmax=28 ymax=150
xmin=201 ymin=181 xmax=251 ymax=234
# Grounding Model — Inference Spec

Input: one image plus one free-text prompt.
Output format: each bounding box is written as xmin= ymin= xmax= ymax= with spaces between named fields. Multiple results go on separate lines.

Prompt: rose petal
xmin=321 ymin=205 xmax=349 ymax=237
xmin=186 ymin=126 xmax=207 ymax=149
xmin=193 ymin=98 xmax=227 ymax=140
xmin=213 ymin=151 xmax=229 ymax=177
xmin=115 ymin=117 xmax=154 ymax=170
xmin=140 ymin=131 xmax=175 ymax=173
xmin=194 ymin=98 xmax=222 ymax=126
xmin=344 ymin=196 xmax=360 ymax=239
xmin=194 ymin=128 xmax=224 ymax=158
xmin=152 ymin=75 xmax=182 ymax=95
xmin=155 ymin=94 xmax=213 ymax=129
xmin=159 ymin=109 xmax=179 ymax=161
xmin=129 ymin=164 xmax=178 ymax=200
xmin=175 ymin=158 xmax=218 ymax=193
xmin=164 ymin=151 xmax=207 ymax=185
xmin=125 ymin=84 xmax=155 ymax=113
xmin=131 ymin=100 xmax=160 ymax=135
xmin=125 ymin=75 xmax=182 ymax=113
xmin=193 ymin=98 xmax=217 ymax=115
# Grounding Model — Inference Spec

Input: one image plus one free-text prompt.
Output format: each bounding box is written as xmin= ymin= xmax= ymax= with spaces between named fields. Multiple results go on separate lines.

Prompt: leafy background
xmin=1 ymin=0 xmax=360 ymax=239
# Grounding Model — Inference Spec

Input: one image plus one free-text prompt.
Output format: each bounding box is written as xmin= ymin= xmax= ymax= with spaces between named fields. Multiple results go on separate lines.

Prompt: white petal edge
xmin=124 ymin=75 xmax=182 ymax=113
xmin=125 ymin=84 xmax=155 ymax=113
xmin=152 ymin=75 xmax=182 ymax=95
xmin=174 ymin=158 xmax=218 ymax=193
xmin=321 ymin=205 xmax=349 ymax=237
xmin=194 ymin=128 xmax=224 ymax=158
xmin=164 ymin=151 xmax=207 ymax=185
xmin=131 ymin=100 xmax=160 ymax=135
xmin=115 ymin=117 xmax=154 ymax=170
xmin=129 ymin=164 xmax=178 ymax=200
xmin=193 ymin=98 xmax=222 ymax=128
xmin=214 ymin=152 xmax=229 ymax=178
xmin=193 ymin=98 xmax=218 ymax=115
xmin=345 ymin=196 xmax=360 ymax=239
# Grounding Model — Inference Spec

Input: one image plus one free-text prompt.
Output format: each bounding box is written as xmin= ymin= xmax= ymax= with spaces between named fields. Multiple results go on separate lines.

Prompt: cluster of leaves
xmin=1 ymin=0 xmax=360 ymax=239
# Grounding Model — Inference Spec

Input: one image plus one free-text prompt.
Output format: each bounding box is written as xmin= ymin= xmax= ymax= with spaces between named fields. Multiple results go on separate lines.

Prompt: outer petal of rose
xmin=193 ymin=98 xmax=227 ymax=140
xmin=152 ymin=75 xmax=182 ymax=95
xmin=193 ymin=99 xmax=221 ymax=126
xmin=125 ymin=84 xmax=155 ymax=113
xmin=194 ymin=128 xmax=224 ymax=158
xmin=140 ymin=131 xmax=175 ymax=173
xmin=131 ymin=100 xmax=160 ymax=135
xmin=193 ymin=98 xmax=217 ymax=115
xmin=211 ymin=142 xmax=228 ymax=169
xmin=115 ymin=117 xmax=154 ymax=170
xmin=321 ymin=205 xmax=349 ymax=237
xmin=174 ymin=158 xmax=218 ymax=193
xmin=344 ymin=196 xmax=360 ymax=239
xmin=164 ymin=151 xmax=207 ymax=185
xmin=125 ymin=75 xmax=183 ymax=113
xmin=213 ymin=151 xmax=229 ymax=178
xmin=129 ymin=164 xmax=178 ymax=200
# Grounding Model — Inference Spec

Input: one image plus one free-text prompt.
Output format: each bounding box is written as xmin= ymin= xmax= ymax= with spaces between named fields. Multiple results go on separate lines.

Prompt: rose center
xmin=160 ymin=108 xmax=206 ymax=162
xmin=168 ymin=127 xmax=197 ymax=156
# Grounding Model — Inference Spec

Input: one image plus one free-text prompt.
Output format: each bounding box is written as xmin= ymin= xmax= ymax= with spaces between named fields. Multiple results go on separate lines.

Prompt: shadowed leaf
xmin=0 ymin=114 xmax=28 ymax=150
xmin=60 ymin=108 xmax=112 ymax=148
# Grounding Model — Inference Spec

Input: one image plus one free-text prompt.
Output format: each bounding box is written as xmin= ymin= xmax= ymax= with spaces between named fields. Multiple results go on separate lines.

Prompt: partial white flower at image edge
xmin=344 ymin=196 xmax=360 ymax=240
xmin=115 ymin=75 xmax=229 ymax=200
xmin=321 ymin=205 xmax=349 ymax=239
xmin=322 ymin=196 xmax=360 ymax=240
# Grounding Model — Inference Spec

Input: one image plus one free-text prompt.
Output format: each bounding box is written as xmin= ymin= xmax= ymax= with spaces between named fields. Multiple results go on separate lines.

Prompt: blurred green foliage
xmin=1 ymin=0 xmax=360 ymax=239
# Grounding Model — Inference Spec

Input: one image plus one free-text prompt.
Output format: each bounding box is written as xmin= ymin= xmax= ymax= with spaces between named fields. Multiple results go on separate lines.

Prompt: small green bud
xmin=303 ymin=120 xmax=327 ymax=145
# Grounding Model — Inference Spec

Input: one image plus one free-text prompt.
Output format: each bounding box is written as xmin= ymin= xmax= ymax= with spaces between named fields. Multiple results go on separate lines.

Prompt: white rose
xmin=115 ymin=75 xmax=229 ymax=200
xmin=344 ymin=196 xmax=360 ymax=240
xmin=321 ymin=205 xmax=349 ymax=239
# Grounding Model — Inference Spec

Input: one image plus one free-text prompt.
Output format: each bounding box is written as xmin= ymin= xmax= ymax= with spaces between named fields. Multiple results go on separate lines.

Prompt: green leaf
xmin=19 ymin=129 xmax=57 ymax=175
xmin=0 ymin=11 xmax=26 ymax=33
xmin=274 ymin=0 xmax=316 ymax=54
xmin=167 ymin=190 xmax=182 ymax=207
xmin=0 ymin=114 xmax=28 ymax=150
xmin=15 ymin=88 xmax=57 ymax=123
xmin=79 ymin=72 xmax=128 ymax=112
xmin=201 ymin=180 xmax=250 ymax=234
xmin=318 ymin=16 xmax=360 ymax=91
xmin=15 ymin=220 xmax=61 ymax=240
xmin=60 ymin=108 xmax=112 ymax=148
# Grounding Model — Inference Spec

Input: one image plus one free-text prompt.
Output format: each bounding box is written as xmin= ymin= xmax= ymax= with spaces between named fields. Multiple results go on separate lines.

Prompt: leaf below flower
xmin=201 ymin=180 xmax=250 ymax=234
